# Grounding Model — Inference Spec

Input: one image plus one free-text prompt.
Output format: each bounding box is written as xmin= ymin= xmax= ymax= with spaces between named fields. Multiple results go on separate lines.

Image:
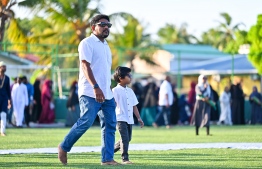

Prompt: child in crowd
xmin=112 ymin=66 xmax=144 ymax=164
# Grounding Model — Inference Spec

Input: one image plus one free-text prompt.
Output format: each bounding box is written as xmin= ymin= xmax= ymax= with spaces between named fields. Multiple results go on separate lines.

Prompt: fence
xmin=0 ymin=42 xmax=260 ymax=122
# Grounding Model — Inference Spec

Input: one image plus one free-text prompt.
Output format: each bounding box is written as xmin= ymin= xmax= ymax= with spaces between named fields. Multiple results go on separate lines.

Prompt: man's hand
xmin=202 ymin=97 xmax=209 ymax=102
xmin=94 ymin=88 xmax=105 ymax=103
xmin=7 ymin=100 xmax=11 ymax=109
xmin=138 ymin=118 xmax=144 ymax=128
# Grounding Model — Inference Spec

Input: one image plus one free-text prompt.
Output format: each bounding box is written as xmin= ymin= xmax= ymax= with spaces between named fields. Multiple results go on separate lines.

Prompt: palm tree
xmin=109 ymin=13 xmax=158 ymax=71
xmin=5 ymin=16 xmax=58 ymax=60
xmin=200 ymin=13 xmax=246 ymax=53
xmin=223 ymin=30 xmax=249 ymax=54
xmin=215 ymin=12 xmax=245 ymax=51
xmin=157 ymin=23 xmax=198 ymax=44
xmin=18 ymin=0 xmax=101 ymax=43
xmin=0 ymin=0 xmax=17 ymax=43
xmin=200 ymin=28 xmax=222 ymax=46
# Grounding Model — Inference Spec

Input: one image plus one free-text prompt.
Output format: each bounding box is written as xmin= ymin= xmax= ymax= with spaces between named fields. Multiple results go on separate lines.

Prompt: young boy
xmin=112 ymin=66 xmax=144 ymax=165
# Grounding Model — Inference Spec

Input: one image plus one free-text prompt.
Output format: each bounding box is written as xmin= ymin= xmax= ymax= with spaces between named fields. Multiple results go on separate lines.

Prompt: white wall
xmin=1 ymin=57 xmax=32 ymax=83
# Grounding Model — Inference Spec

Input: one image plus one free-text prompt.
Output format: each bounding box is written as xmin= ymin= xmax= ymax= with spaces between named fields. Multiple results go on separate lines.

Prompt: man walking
xmin=153 ymin=76 xmax=174 ymax=128
xmin=58 ymin=14 xmax=118 ymax=165
xmin=11 ymin=77 xmax=28 ymax=127
xmin=22 ymin=76 xmax=34 ymax=127
xmin=0 ymin=61 xmax=11 ymax=136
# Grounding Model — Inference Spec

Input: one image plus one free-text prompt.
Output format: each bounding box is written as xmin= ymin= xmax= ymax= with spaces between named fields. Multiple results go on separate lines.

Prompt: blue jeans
xmin=155 ymin=106 xmax=170 ymax=126
xmin=60 ymin=96 xmax=116 ymax=162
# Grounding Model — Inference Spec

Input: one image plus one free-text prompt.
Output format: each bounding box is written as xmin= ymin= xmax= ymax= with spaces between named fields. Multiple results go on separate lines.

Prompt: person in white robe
xmin=11 ymin=77 xmax=28 ymax=127
xmin=218 ymin=86 xmax=232 ymax=125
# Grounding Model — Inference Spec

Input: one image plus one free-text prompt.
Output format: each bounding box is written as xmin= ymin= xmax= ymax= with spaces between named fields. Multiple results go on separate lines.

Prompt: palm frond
xmin=220 ymin=12 xmax=232 ymax=26
xmin=18 ymin=0 xmax=45 ymax=12
xmin=232 ymin=23 xmax=245 ymax=30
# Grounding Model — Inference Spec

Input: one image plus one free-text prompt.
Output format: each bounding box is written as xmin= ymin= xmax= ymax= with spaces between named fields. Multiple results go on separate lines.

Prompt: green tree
xmin=216 ymin=13 xmax=244 ymax=51
xmin=248 ymin=14 xmax=262 ymax=74
xmin=200 ymin=12 xmax=246 ymax=54
xmin=157 ymin=23 xmax=197 ymax=44
xmin=224 ymin=30 xmax=249 ymax=54
xmin=200 ymin=28 xmax=221 ymax=46
xmin=110 ymin=13 xmax=158 ymax=70
xmin=18 ymin=0 xmax=101 ymax=43
xmin=0 ymin=0 xmax=16 ymax=43
xmin=5 ymin=17 xmax=57 ymax=60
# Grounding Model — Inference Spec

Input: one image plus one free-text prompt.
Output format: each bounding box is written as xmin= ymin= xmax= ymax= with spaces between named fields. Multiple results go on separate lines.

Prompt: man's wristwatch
xmin=93 ymin=83 xmax=99 ymax=89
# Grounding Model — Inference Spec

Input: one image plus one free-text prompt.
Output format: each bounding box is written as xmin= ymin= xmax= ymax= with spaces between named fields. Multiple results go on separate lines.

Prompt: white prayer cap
xmin=0 ymin=61 xmax=6 ymax=67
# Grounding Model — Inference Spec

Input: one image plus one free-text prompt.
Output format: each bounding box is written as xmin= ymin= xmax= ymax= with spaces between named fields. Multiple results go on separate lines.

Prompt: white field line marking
xmin=1 ymin=143 xmax=262 ymax=155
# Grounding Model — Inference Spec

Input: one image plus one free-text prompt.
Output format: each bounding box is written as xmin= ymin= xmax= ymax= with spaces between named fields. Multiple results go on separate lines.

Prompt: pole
xmin=3 ymin=42 xmax=6 ymax=51
xmin=78 ymin=0 xmax=83 ymax=23
xmin=56 ymin=67 xmax=63 ymax=98
xmin=51 ymin=46 xmax=55 ymax=94
xmin=231 ymin=54 xmax=234 ymax=82
xmin=177 ymin=51 xmax=181 ymax=95
xmin=118 ymin=48 xmax=123 ymax=66
xmin=260 ymin=75 xmax=262 ymax=95
xmin=55 ymin=45 xmax=59 ymax=95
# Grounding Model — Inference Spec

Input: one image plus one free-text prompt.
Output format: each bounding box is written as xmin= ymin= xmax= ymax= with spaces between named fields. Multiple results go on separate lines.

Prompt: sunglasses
xmin=95 ymin=22 xmax=112 ymax=28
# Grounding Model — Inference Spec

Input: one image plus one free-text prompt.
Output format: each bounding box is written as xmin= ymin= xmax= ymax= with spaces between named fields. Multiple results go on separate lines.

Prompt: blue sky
xmin=14 ymin=0 xmax=261 ymax=38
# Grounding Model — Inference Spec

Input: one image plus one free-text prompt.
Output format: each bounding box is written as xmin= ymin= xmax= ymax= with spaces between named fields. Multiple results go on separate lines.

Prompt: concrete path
xmin=1 ymin=143 xmax=262 ymax=155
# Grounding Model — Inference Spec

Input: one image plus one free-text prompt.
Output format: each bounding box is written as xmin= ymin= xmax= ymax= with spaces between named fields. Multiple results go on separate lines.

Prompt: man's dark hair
xmin=90 ymin=14 xmax=110 ymax=26
xmin=21 ymin=76 xmax=27 ymax=80
xmin=113 ymin=66 xmax=131 ymax=83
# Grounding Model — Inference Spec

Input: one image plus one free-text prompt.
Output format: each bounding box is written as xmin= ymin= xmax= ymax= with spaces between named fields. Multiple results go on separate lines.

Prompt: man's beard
xmin=98 ymin=30 xmax=109 ymax=39
xmin=0 ymin=69 xmax=6 ymax=74
xmin=100 ymin=34 xmax=109 ymax=39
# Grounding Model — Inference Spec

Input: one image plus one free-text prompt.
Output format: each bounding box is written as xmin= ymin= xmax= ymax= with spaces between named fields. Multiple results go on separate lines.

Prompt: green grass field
xmin=0 ymin=125 xmax=262 ymax=168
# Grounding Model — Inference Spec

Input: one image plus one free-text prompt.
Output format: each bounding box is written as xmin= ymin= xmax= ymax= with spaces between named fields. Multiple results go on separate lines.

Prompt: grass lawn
xmin=0 ymin=125 xmax=262 ymax=168
xmin=1 ymin=149 xmax=262 ymax=169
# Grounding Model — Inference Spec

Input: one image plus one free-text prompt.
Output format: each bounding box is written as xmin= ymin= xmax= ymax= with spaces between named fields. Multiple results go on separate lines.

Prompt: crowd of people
xmin=0 ymin=61 xmax=56 ymax=136
xmin=133 ymin=74 xmax=262 ymax=131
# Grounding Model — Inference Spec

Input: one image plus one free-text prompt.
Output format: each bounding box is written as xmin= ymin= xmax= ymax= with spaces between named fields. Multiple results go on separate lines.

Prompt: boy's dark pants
xmin=114 ymin=121 xmax=132 ymax=161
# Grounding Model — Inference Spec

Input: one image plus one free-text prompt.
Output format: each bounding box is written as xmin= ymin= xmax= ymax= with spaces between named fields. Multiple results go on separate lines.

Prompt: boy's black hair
xmin=113 ymin=66 xmax=131 ymax=83
xmin=90 ymin=14 xmax=110 ymax=26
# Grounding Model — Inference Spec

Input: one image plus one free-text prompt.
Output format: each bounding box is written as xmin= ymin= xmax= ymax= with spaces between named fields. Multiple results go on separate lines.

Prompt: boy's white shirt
xmin=112 ymin=84 xmax=139 ymax=124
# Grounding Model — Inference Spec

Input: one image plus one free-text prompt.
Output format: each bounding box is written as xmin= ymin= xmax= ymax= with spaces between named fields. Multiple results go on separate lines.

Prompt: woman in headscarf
xmin=32 ymin=79 xmax=42 ymax=122
xmin=188 ymin=82 xmax=196 ymax=122
xmin=140 ymin=82 xmax=158 ymax=126
xmin=249 ymin=86 xmax=262 ymax=124
xmin=39 ymin=80 xmax=55 ymax=123
xmin=209 ymin=85 xmax=219 ymax=122
xmin=65 ymin=81 xmax=80 ymax=127
xmin=230 ymin=80 xmax=245 ymax=125
xmin=191 ymin=75 xmax=212 ymax=135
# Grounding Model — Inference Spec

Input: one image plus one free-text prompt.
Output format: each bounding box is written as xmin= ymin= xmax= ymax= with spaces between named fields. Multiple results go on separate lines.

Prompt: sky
xmin=14 ymin=0 xmax=262 ymax=39
xmin=101 ymin=0 xmax=261 ymax=38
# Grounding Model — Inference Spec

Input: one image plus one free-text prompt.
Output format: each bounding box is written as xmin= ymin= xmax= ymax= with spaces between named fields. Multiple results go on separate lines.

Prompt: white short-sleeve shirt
xmin=78 ymin=34 xmax=113 ymax=100
xmin=158 ymin=80 xmax=174 ymax=106
xmin=112 ymin=84 xmax=139 ymax=124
